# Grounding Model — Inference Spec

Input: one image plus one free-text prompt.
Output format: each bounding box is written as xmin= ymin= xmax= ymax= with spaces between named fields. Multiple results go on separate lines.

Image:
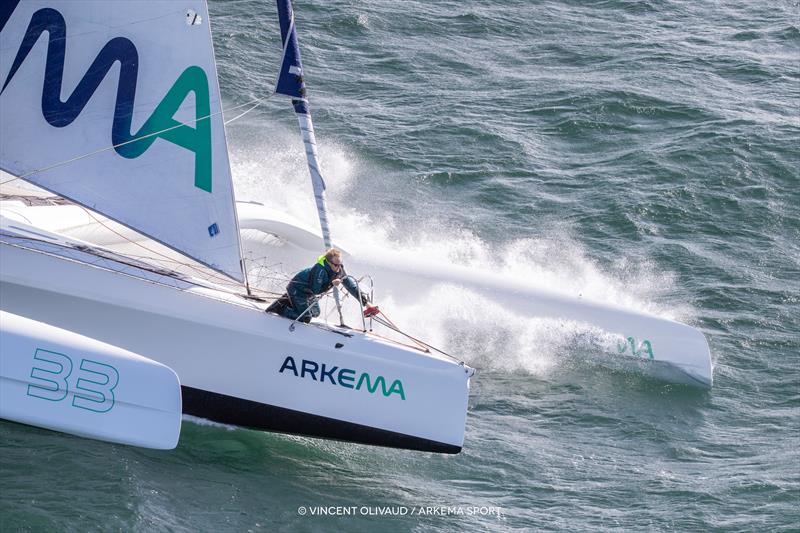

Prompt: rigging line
xmin=0 ymin=236 xmax=270 ymax=310
xmin=370 ymin=314 xmax=431 ymax=354
xmin=318 ymin=289 xmax=460 ymax=361
xmin=78 ymin=206 xmax=244 ymax=287
xmin=0 ymin=231 xmax=186 ymax=287
xmin=370 ymin=314 xmax=464 ymax=364
xmin=224 ymin=98 xmax=265 ymax=124
xmin=0 ymin=94 xmax=273 ymax=186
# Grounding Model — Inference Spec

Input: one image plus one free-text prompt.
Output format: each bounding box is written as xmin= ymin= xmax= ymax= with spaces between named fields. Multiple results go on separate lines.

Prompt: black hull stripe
xmin=181 ymin=386 xmax=462 ymax=454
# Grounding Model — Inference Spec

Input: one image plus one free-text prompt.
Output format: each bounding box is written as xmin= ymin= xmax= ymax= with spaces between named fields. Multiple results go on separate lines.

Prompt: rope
xmin=369 ymin=312 xmax=465 ymax=364
xmin=224 ymin=98 xmax=266 ymax=125
xmin=312 ymin=287 xmax=466 ymax=365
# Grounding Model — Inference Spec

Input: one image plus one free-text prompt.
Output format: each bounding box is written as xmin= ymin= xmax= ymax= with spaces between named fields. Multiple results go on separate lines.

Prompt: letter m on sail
xmin=0 ymin=6 xmax=213 ymax=192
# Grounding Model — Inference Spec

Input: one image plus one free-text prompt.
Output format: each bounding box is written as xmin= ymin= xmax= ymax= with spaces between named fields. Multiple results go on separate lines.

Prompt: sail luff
xmin=205 ymin=5 xmax=249 ymax=287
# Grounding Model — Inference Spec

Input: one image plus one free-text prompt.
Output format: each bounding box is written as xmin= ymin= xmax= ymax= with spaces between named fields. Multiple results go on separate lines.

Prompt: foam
xmin=228 ymin=128 xmax=691 ymax=377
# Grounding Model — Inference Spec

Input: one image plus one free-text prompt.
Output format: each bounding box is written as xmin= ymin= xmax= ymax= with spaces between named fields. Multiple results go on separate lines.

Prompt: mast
xmin=274 ymin=0 xmax=344 ymax=323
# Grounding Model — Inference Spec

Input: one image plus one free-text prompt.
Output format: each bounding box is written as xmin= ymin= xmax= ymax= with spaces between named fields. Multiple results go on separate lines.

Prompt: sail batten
xmin=0 ymin=0 xmax=245 ymax=283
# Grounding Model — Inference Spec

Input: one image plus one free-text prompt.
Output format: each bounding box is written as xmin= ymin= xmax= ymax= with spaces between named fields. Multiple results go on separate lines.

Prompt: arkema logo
xmin=1 ymin=6 xmax=213 ymax=192
xmin=279 ymin=356 xmax=406 ymax=401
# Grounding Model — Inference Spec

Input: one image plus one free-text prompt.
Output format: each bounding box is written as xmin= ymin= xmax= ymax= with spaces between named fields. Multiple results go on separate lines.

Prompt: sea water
xmin=1 ymin=0 xmax=798 ymax=530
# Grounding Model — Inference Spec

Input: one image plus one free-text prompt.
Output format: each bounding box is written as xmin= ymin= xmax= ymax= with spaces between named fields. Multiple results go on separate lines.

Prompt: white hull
xmin=0 ymin=230 xmax=472 ymax=452
xmin=1 ymin=198 xmax=713 ymax=388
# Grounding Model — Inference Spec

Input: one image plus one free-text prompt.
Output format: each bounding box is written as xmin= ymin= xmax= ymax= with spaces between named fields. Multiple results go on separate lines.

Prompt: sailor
xmin=267 ymin=248 xmax=369 ymax=322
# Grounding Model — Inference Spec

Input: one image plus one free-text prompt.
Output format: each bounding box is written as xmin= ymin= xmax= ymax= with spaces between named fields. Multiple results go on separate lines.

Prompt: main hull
xmin=1 ymin=199 xmax=714 ymax=388
xmin=0 ymin=235 xmax=472 ymax=453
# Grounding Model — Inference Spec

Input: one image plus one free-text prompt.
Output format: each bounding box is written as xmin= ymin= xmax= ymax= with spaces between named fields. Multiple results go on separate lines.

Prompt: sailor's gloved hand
xmin=360 ymin=293 xmax=370 ymax=307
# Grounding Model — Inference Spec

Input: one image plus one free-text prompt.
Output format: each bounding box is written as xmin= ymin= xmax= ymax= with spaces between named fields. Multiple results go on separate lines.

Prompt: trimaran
xmin=0 ymin=0 xmax=712 ymax=452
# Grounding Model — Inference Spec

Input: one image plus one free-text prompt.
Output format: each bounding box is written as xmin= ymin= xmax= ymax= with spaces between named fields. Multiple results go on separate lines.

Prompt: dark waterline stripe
xmin=180 ymin=386 xmax=462 ymax=454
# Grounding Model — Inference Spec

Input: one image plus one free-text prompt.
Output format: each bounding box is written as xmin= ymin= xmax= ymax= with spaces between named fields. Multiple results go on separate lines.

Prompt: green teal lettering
xmin=27 ymin=350 xmax=118 ymax=412
xmin=72 ymin=359 xmax=119 ymax=413
xmin=116 ymin=66 xmax=212 ymax=192
xmin=27 ymin=349 xmax=72 ymax=402
xmin=619 ymin=336 xmax=655 ymax=360
xmin=387 ymin=379 xmax=406 ymax=400
xmin=629 ymin=337 xmax=639 ymax=356
xmin=640 ymin=340 xmax=654 ymax=359
xmin=356 ymin=373 xmax=387 ymax=395
xmin=617 ymin=338 xmax=628 ymax=353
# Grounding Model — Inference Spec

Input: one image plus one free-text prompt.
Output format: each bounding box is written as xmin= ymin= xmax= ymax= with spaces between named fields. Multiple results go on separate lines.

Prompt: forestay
xmin=0 ymin=0 xmax=244 ymax=282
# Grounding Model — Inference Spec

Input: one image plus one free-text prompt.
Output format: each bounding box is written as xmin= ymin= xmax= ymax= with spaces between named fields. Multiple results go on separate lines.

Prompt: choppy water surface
xmin=2 ymin=0 xmax=798 ymax=530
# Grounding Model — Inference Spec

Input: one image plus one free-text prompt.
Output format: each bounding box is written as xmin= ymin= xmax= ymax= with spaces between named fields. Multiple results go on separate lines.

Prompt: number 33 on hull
xmin=0 ymin=310 xmax=182 ymax=449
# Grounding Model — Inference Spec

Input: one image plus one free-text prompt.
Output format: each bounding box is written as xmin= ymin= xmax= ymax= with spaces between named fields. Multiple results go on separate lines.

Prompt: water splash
xmin=371 ymin=284 xmax=625 ymax=377
xmin=229 ymin=124 xmax=691 ymax=379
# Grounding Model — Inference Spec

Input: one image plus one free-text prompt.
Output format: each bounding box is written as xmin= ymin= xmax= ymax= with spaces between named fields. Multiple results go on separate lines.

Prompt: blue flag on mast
xmin=275 ymin=0 xmax=309 ymax=114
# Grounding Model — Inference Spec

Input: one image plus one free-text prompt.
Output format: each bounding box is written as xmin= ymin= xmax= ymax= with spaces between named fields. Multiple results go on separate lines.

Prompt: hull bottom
xmin=181 ymin=386 xmax=461 ymax=454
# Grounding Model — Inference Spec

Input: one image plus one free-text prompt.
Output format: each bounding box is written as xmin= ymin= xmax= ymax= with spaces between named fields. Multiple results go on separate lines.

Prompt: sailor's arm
xmin=340 ymin=276 xmax=368 ymax=305
xmin=332 ymin=276 xmax=367 ymax=303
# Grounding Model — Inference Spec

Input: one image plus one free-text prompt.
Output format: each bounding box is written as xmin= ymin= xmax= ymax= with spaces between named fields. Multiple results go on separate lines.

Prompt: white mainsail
xmin=0 ymin=0 xmax=244 ymax=282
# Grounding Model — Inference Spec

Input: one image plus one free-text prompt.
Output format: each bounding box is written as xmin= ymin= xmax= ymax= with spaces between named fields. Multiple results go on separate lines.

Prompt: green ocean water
xmin=2 ymin=0 xmax=799 ymax=530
